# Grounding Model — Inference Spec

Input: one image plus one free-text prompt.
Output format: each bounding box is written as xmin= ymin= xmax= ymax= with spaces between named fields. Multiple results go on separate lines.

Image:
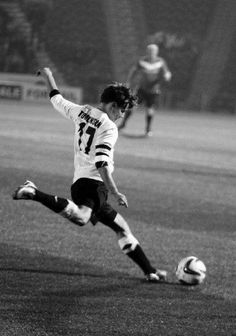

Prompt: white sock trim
xmin=118 ymin=234 xmax=139 ymax=254
xmin=60 ymin=200 xmax=83 ymax=225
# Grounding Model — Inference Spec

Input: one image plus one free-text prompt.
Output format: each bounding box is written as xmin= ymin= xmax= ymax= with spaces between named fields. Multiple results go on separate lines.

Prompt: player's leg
xmin=96 ymin=204 xmax=167 ymax=282
xmin=118 ymin=88 xmax=142 ymax=131
xmin=144 ymin=93 xmax=158 ymax=136
xmin=12 ymin=180 xmax=92 ymax=226
xmin=145 ymin=106 xmax=154 ymax=136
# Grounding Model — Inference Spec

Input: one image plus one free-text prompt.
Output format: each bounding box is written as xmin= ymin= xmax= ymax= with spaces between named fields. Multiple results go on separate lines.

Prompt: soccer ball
xmin=176 ymin=256 xmax=206 ymax=285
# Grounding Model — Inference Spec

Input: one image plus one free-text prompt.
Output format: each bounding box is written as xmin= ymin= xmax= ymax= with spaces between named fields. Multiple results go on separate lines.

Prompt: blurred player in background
xmin=13 ymin=67 xmax=167 ymax=283
xmin=119 ymin=44 xmax=172 ymax=136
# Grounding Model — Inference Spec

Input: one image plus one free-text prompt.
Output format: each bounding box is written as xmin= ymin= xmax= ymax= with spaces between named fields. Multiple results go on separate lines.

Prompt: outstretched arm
xmin=37 ymin=67 xmax=59 ymax=92
xmin=38 ymin=67 xmax=80 ymax=121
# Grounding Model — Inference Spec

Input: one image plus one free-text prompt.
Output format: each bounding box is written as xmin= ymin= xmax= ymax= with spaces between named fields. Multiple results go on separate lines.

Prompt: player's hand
xmin=114 ymin=192 xmax=128 ymax=208
xmin=36 ymin=67 xmax=52 ymax=78
xmin=165 ymin=72 xmax=172 ymax=81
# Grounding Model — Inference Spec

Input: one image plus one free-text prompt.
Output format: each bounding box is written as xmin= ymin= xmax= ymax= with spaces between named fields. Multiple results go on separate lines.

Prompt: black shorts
xmin=71 ymin=178 xmax=117 ymax=225
xmin=137 ymin=88 xmax=160 ymax=108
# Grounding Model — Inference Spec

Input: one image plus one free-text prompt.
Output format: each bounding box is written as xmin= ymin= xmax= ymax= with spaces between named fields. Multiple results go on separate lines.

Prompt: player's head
xmin=146 ymin=44 xmax=159 ymax=60
xmin=100 ymin=83 xmax=137 ymax=121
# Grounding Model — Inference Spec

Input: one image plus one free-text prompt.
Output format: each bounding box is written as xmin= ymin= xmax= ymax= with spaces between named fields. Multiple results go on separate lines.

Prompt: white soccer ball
xmin=176 ymin=256 xmax=206 ymax=285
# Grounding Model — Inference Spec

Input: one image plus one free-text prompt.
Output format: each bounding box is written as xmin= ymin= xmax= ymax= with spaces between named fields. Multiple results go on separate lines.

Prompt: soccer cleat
xmin=146 ymin=269 xmax=167 ymax=283
xmin=12 ymin=180 xmax=37 ymax=200
xmin=145 ymin=131 xmax=153 ymax=137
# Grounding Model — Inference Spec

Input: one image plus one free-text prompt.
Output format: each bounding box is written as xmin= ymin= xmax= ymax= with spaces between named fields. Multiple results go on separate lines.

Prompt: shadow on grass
xmin=0 ymin=242 xmax=182 ymax=284
xmin=120 ymin=132 xmax=147 ymax=139
xmin=0 ymin=243 xmax=235 ymax=336
xmin=0 ymin=242 xmax=130 ymax=279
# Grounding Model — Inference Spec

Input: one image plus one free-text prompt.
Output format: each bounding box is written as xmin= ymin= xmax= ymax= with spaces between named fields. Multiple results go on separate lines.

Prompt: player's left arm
xmin=98 ymin=165 xmax=128 ymax=208
xmin=95 ymin=126 xmax=128 ymax=208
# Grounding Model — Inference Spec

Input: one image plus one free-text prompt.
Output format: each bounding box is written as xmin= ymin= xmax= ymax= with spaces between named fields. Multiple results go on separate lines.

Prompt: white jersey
xmin=135 ymin=57 xmax=170 ymax=93
xmin=50 ymin=93 xmax=118 ymax=182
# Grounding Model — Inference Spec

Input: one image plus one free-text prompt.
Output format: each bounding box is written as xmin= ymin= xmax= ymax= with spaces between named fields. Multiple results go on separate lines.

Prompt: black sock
xmin=34 ymin=190 xmax=68 ymax=213
xmin=127 ymin=245 xmax=156 ymax=275
xmin=121 ymin=110 xmax=132 ymax=127
xmin=146 ymin=115 xmax=153 ymax=133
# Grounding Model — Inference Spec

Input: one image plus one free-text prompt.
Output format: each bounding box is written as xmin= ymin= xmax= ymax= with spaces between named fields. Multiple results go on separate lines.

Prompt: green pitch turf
xmin=0 ymin=102 xmax=235 ymax=335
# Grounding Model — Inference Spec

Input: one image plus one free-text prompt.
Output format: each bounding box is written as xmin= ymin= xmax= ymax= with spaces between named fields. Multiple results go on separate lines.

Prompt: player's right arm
xmin=39 ymin=67 xmax=79 ymax=121
xmin=95 ymin=125 xmax=128 ymax=208
xmin=98 ymin=165 xmax=128 ymax=208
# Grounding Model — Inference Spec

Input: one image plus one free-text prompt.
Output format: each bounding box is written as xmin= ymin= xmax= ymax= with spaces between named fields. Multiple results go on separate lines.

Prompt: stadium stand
xmin=0 ymin=4 xmax=37 ymax=73
xmin=141 ymin=0 xmax=216 ymax=107
xmin=211 ymin=32 xmax=236 ymax=113
xmin=1 ymin=0 xmax=235 ymax=111
xmin=34 ymin=0 xmax=113 ymax=102
xmin=141 ymin=0 xmax=215 ymax=38
xmin=102 ymin=0 xmax=146 ymax=84
xmin=187 ymin=0 xmax=236 ymax=112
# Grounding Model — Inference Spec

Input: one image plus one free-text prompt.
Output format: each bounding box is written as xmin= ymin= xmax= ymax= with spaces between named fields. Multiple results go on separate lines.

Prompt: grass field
xmin=0 ymin=101 xmax=236 ymax=335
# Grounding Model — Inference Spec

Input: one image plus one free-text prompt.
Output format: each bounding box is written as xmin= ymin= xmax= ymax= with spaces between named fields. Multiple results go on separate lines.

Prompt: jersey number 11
xmin=78 ymin=122 xmax=96 ymax=154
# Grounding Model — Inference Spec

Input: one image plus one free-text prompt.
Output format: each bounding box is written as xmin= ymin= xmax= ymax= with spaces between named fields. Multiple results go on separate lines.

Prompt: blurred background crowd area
xmin=0 ymin=0 xmax=235 ymax=112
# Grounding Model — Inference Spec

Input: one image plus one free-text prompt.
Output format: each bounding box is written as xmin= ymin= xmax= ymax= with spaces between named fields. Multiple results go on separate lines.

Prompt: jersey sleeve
xmin=94 ymin=124 xmax=118 ymax=169
xmin=50 ymin=91 xmax=82 ymax=122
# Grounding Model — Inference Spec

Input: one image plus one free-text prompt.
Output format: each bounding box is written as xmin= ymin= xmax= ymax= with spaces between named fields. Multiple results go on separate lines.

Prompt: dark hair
xmin=100 ymin=83 xmax=137 ymax=110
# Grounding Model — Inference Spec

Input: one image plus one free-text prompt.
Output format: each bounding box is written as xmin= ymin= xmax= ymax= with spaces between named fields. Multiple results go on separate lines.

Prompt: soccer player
xmin=118 ymin=44 xmax=172 ymax=136
xmin=12 ymin=67 xmax=167 ymax=282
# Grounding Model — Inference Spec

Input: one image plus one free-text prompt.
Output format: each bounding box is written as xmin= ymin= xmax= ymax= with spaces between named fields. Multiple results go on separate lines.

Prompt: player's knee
xmin=118 ymin=233 xmax=139 ymax=254
xmin=113 ymin=213 xmax=132 ymax=234
xmin=147 ymin=108 xmax=154 ymax=116
xmin=60 ymin=200 xmax=90 ymax=226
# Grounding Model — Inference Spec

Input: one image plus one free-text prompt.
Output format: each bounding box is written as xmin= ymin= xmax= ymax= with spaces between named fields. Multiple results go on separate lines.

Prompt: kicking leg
xmin=100 ymin=211 xmax=167 ymax=282
xmin=12 ymin=180 xmax=91 ymax=226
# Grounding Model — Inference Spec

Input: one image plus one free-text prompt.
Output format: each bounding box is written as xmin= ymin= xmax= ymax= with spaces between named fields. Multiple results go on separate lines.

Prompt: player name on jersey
xmin=79 ymin=110 xmax=102 ymax=128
